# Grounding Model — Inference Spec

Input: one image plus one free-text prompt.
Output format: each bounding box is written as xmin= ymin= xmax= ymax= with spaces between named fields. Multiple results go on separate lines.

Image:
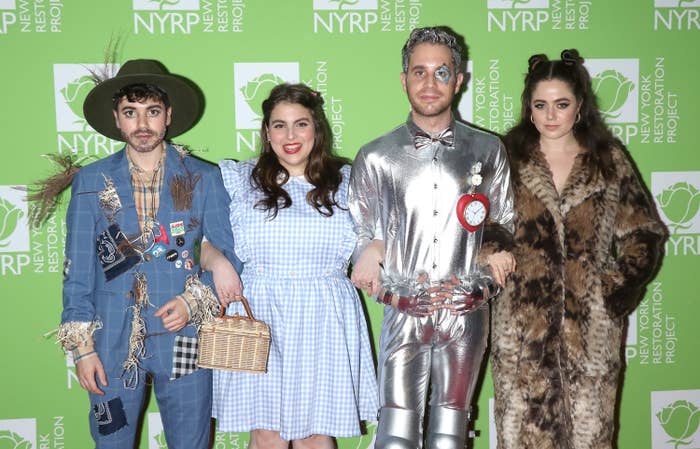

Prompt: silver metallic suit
xmin=349 ymin=117 xmax=514 ymax=449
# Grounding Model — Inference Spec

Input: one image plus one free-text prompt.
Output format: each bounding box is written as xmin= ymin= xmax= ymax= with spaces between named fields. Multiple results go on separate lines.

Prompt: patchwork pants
xmin=87 ymin=337 xmax=212 ymax=449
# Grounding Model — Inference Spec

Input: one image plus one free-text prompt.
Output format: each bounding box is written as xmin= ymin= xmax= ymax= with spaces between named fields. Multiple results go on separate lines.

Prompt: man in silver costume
xmin=349 ymin=27 xmax=515 ymax=449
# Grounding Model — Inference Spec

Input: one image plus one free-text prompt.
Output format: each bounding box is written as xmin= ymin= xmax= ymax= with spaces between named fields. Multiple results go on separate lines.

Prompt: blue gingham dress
xmin=213 ymin=159 xmax=378 ymax=440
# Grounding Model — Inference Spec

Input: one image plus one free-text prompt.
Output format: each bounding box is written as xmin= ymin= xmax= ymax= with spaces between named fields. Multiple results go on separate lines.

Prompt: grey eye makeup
xmin=434 ymin=64 xmax=452 ymax=84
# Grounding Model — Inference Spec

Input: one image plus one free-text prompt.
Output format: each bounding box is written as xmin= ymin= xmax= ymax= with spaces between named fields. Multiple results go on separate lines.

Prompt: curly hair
xmin=505 ymin=49 xmax=618 ymax=181
xmin=112 ymin=83 xmax=170 ymax=111
xmin=251 ymin=83 xmax=347 ymax=219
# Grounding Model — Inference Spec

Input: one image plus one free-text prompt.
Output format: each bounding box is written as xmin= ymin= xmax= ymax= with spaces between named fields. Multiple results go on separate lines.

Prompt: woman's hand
xmin=486 ymin=251 xmax=516 ymax=286
xmin=212 ymin=258 xmax=243 ymax=306
xmin=351 ymin=239 xmax=385 ymax=296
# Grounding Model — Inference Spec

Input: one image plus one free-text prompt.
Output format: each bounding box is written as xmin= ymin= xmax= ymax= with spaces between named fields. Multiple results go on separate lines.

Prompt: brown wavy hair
xmin=251 ymin=83 xmax=347 ymax=219
xmin=505 ymin=49 xmax=618 ymax=181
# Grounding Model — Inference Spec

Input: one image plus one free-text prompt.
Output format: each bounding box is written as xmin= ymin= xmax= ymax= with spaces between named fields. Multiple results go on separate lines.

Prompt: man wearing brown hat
xmin=57 ymin=59 xmax=242 ymax=448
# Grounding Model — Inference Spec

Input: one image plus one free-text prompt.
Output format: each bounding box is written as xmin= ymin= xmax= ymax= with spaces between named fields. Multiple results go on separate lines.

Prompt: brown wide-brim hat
xmin=83 ymin=59 xmax=202 ymax=142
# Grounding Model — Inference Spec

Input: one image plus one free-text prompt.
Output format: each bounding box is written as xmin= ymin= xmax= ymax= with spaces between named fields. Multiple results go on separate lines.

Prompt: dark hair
xmin=505 ymin=49 xmax=617 ymax=181
xmin=401 ymin=26 xmax=465 ymax=73
xmin=251 ymin=83 xmax=347 ymax=219
xmin=112 ymin=83 xmax=170 ymax=111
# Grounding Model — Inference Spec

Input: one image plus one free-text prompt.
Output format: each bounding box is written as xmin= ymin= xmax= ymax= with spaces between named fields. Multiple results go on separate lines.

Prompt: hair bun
xmin=561 ymin=49 xmax=584 ymax=66
xmin=528 ymin=54 xmax=548 ymax=73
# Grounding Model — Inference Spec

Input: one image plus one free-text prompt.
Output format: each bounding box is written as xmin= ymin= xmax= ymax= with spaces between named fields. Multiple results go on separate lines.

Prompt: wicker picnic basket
xmin=197 ymin=296 xmax=270 ymax=373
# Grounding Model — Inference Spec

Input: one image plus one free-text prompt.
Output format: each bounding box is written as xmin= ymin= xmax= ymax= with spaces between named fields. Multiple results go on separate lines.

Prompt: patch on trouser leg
xmin=170 ymin=335 xmax=199 ymax=380
xmin=93 ymin=397 xmax=128 ymax=435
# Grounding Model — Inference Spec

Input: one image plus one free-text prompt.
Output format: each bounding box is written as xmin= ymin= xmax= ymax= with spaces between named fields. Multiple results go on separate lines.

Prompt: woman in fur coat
xmin=491 ymin=49 xmax=668 ymax=449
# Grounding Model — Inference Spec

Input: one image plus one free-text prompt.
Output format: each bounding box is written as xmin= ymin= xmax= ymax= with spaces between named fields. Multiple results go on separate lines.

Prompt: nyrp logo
xmin=487 ymin=0 xmax=549 ymax=9
xmin=0 ymin=418 xmax=37 ymax=449
xmin=0 ymin=186 xmax=29 ymax=253
xmin=234 ymin=63 xmax=299 ymax=130
xmin=487 ymin=0 xmax=550 ymax=32
xmin=133 ymin=0 xmax=244 ymax=33
xmin=651 ymin=390 xmax=700 ymax=449
xmin=487 ymin=0 xmax=591 ymax=32
xmin=133 ymin=0 xmax=201 ymax=34
xmin=586 ymin=59 xmax=639 ymax=124
xmin=133 ymin=0 xmax=199 ymax=10
xmin=314 ymin=0 xmax=377 ymax=9
xmin=147 ymin=413 xmax=168 ymax=449
xmin=654 ymin=0 xmax=700 ymax=30
xmin=53 ymin=64 xmax=122 ymax=156
xmin=313 ymin=0 xmax=378 ymax=33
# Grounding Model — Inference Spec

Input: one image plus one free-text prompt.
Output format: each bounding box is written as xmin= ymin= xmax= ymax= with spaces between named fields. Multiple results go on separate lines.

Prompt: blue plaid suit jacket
xmin=62 ymin=144 xmax=241 ymax=377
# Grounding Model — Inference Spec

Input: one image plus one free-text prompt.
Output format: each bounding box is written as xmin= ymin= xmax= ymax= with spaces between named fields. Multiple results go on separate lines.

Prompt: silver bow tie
xmin=414 ymin=128 xmax=455 ymax=151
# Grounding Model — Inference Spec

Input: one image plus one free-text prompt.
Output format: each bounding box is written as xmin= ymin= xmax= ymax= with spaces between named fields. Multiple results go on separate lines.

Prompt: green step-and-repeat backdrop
xmin=1 ymin=1 xmax=699 ymax=448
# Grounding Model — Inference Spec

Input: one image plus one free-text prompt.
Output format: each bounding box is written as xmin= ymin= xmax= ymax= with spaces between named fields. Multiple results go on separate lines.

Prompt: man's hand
xmin=486 ymin=251 xmax=516 ymax=286
xmin=155 ymin=297 xmax=190 ymax=332
xmin=351 ymin=239 xmax=384 ymax=296
xmin=76 ymin=354 xmax=107 ymax=395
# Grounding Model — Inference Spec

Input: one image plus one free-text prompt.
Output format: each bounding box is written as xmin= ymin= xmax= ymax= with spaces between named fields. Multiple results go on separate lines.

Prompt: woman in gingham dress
xmin=203 ymin=83 xmax=378 ymax=449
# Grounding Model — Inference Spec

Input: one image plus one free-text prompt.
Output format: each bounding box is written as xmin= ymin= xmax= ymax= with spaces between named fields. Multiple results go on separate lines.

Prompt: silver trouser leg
xmin=375 ymin=406 xmax=422 ymax=449
xmin=430 ymin=306 xmax=489 ymax=409
xmin=425 ymin=406 xmax=469 ymax=449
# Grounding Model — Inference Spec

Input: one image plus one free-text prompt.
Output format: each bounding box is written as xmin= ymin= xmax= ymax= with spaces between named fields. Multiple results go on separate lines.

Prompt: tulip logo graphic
xmin=233 ymin=63 xmax=299 ymax=129
xmin=0 ymin=198 xmax=24 ymax=248
xmin=656 ymin=400 xmax=700 ymax=449
xmin=0 ymin=420 xmax=36 ymax=449
xmin=656 ymin=182 xmax=700 ymax=233
xmin=152 ymin=431 xmax=168 ymax=448
xmin=240 ymin=73 xmax=286 ymax=120
xmin=592 ymin=70 xmax=635 ymax=120
xmin=0 ymin=187 xmax=29 ymax=253
xmin=652 ymin=390 xmax=700 ymax=449
xmin=585 ymin=59 xmax=639 ymax=124
xmin=0 ymin=430 xmax=32 ymax=449
xmin=652 ymin=172 xmax=700 ymax=235
xmin=54 ymin=64 xmax=118 ymax=133
xmin=59 ymin=75 xmax=94 ymax=129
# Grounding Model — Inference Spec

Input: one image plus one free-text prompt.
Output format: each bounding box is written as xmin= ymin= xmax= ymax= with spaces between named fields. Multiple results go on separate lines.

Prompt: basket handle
xmin=219 ymin=295 xmax=255 ymax=320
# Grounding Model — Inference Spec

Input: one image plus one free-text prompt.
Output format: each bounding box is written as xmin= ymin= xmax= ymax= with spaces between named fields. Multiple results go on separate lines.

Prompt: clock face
xmin=465 ymin=200 xmax=487 ymax=226
xmin=456 ymin=193 xmax=490 ymax=232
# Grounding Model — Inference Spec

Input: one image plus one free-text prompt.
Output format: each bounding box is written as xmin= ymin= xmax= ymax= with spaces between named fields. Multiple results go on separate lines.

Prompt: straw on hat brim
xmin=83 ymin=63 xmax=202 ymax=142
